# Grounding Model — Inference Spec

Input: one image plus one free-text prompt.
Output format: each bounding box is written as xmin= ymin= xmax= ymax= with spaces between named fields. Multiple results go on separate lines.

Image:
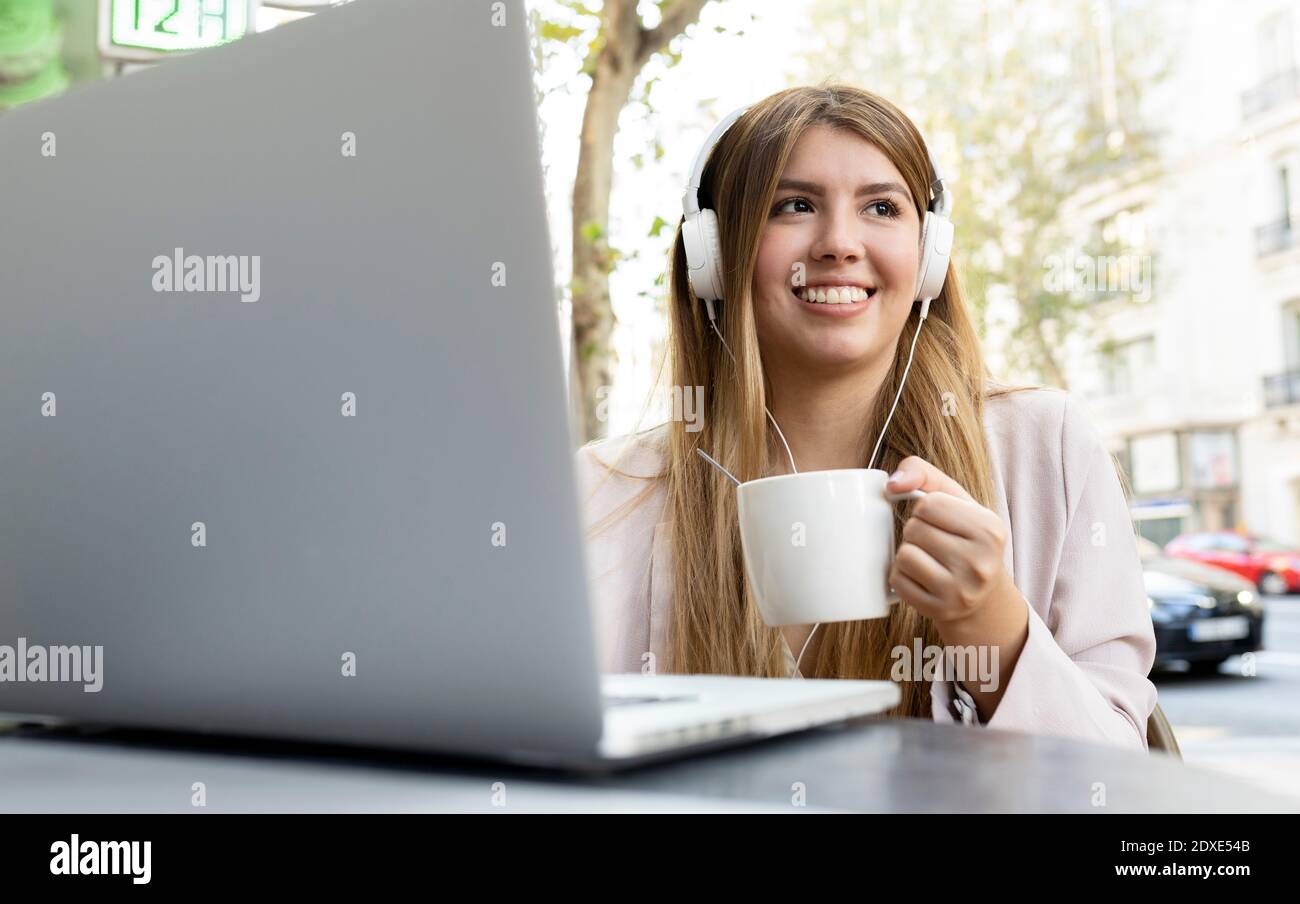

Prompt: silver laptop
xmin=0 ymin=0 xmax=897 ymax=771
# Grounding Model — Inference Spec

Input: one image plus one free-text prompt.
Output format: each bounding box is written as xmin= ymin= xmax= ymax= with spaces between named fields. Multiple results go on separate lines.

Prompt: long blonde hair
xmin=587 ymin=83 xmax=1032 ymax=719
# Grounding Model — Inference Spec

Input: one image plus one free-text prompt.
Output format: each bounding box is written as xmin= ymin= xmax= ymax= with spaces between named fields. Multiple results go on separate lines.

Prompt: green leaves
xmin=537 ymin=20 xmax=584 ymax=43
xmin=554 ymin=0 xmax=601 ymax=22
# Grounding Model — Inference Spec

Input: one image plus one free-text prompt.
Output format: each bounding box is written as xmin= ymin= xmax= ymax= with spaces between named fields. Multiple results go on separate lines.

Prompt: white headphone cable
xmin=791 ymin=298 xmax=931 ymax=679
xmin=867 ymin=297 xmax=931 ymax=470
xmin=793 ymin=623 xmax=820 ymax=678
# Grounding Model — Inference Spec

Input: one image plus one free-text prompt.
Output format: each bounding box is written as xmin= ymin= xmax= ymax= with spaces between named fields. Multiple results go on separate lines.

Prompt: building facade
xmin=1059 ymin=0 xmax=1300 ymax=548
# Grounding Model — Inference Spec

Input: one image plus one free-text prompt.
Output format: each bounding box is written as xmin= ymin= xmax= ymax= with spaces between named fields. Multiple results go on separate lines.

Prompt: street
xmin=1154 ymin=594 xmax=1300 ymax=801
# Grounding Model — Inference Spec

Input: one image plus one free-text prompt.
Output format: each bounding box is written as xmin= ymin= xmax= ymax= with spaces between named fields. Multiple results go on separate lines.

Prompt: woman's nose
xmin=811 ymin=209 xmax=865 ymax=261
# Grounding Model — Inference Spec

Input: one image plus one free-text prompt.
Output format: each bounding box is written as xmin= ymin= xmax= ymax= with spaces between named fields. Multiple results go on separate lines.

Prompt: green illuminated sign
xmin=101 ymin=0 xmax=250 ymax=58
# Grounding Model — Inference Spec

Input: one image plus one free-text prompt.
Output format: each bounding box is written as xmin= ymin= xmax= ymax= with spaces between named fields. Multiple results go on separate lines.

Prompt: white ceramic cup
xmin=736 ymin=468 xmax=926 ymax=626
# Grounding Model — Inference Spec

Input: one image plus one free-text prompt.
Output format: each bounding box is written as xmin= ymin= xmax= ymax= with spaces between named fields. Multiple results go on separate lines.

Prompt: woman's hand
xmin=885 ymin=456 xmax=1019 ymax=629
xmin=886 ymin=456 xmax=1031 ymax=719
xmin=885 ymin=456 xmax=1030 ymax=718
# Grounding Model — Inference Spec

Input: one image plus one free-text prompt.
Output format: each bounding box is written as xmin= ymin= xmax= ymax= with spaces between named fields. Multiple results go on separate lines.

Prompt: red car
xmin=1164 ymin=532 xmax=1300 ymax=596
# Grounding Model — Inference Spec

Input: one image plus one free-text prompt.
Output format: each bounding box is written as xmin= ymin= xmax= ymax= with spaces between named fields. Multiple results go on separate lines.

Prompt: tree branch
xmin=636 ymin=0 xmax=711 ymax=66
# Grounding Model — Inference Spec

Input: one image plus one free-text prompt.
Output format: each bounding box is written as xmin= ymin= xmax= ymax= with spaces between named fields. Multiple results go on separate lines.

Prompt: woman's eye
xmin=771 ymin=197 xmax=901 ymax=218
xmin=773 ymin=197 xmax=813 ymax=215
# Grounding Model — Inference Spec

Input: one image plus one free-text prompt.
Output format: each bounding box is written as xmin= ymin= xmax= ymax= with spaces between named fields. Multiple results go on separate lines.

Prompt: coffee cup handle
xmin=883 ymin=488 xmax=927 ymax=605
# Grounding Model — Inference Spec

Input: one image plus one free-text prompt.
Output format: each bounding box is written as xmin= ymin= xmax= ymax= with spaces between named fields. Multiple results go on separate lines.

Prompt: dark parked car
xmin=1137 ymin=537 xmax=1266 ymax=673
xmin=1164 ymin=531 xmax=1300 ymax=596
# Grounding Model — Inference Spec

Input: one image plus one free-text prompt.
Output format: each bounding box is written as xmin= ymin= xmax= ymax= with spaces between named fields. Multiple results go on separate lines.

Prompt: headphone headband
xmin=927 ymin=157 xmax=949 ymax=218
xmin=682 ymin=104 xmax=950 ymax=220
xmin=681 ymin=106 xmax=749 ymax=217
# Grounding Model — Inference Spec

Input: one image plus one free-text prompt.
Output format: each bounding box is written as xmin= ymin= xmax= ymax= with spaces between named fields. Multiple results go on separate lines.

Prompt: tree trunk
xmin=569 ymin=0 xmax=711 ymax=442
xmin=1028 ymin=312 xmax=1070 ymax=390
xmin=570 ymin=52 xmax=636 ymax=442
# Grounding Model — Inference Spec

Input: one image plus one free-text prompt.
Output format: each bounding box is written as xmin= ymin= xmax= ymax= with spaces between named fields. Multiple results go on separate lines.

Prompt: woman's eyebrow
xmin=776 ymin=178 xmax=910 ymax=198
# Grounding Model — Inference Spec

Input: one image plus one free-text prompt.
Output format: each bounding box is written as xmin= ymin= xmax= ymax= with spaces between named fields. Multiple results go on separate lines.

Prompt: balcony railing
xmin=1256 ymin=218 xmax=1297 ymax=257
xmin=1242 ymin=67 xmax=1300 ymax=120
xmin=1262 ymin=368 xmax=1300 ymax=409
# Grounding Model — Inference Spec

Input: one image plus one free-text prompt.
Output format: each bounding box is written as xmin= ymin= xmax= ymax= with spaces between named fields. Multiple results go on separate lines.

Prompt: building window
xmin=1187 ymin=431 xmax=1238 ymax=490
xmin=1259 ymin=10 xmax=1296 ymax=79
xmin=1129 ymin=430 xmax=1180 ymax=495
xmin=1285 ymin=301 xmax=1300 ymax=371
xmin=1257 ymin=157 xmax=1299 ymax=255
xmin=1100 ymin=335 xmax=1155 ymax=397
xmin=1278 ymin=161 xmax=1295 ymax=227
xmin=1243 ymin=11 xmax=1298 ymax=119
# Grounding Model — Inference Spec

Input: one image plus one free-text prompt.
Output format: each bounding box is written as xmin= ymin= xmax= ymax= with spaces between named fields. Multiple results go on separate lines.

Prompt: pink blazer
xmin=574 ymin=388 xmax=1159 ymax=751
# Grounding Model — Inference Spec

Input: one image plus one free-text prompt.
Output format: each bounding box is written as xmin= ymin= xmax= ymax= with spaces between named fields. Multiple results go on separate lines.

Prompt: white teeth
xmin=797 ymin=286 xmax=871 ymax=304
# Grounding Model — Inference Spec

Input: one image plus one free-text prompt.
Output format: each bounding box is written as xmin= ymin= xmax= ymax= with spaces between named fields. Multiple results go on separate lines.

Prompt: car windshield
xmin=1143 ymin=570 xmax=1199 ymax=595
xmin=1254 ymin=537 xmax=1294 ymax=553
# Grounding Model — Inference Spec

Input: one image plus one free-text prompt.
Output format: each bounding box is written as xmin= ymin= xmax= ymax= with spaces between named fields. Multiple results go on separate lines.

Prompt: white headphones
xmin=680 ymin=105 xmax=954 ymax=322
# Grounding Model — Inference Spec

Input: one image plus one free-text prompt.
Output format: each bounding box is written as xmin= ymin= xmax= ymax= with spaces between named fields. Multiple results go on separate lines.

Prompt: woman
xmin=575 ymin=83 xmax=1157 ymax=751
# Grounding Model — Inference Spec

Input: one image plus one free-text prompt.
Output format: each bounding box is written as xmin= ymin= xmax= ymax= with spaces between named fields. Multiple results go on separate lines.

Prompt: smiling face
xmin=752 ymin=124 xmax=922 ymax=379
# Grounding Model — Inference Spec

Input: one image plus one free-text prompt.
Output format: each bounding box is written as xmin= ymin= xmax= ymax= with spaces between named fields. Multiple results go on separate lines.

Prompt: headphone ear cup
xmin=914 ymin=213 xmax=932 ymax=301
xmin=914 ymin=211 xmax=953 ymax=302
xmin=682 ymin=208 xmax=724 ymax=302
xmin=700 ymin=208 xmax=724 ymax=301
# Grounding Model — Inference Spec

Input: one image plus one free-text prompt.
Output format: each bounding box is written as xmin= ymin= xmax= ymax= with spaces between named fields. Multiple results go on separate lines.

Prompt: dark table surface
xmin=2 ymin=715 xmax=1294 ymax=813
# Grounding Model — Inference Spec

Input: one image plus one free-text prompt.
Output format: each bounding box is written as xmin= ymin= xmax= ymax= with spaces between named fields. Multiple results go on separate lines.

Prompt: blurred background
xmin=4 ymin=0 xmax=1299 ymax=799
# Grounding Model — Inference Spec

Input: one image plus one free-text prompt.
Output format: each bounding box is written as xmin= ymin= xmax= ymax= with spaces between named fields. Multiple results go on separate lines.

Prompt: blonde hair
xmin=585 ymin=83 xmax=1035 ymax=719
